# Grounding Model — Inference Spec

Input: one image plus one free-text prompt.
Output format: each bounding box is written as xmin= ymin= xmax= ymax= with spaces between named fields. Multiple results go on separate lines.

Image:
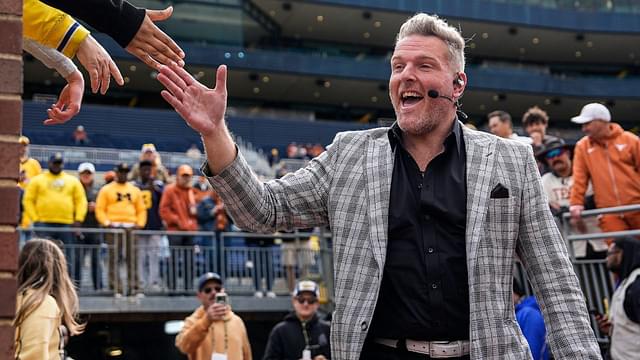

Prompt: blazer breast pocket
xmin=486 ymin=197 xmax=519 ymax=238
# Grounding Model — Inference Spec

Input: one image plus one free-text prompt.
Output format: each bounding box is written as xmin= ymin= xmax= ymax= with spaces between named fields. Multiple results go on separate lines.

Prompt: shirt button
xmin=418 ymin=183 xmax=423 ymax=189
xmin=427 ymin=247 xmax=434 ymax=254
xmin=360 ymin=321 xmax=368 ymax=331
xmin=431 ymin=283 xmax=438 ymax=289
xmin=423 ymin=214 xmax=431 ymax=221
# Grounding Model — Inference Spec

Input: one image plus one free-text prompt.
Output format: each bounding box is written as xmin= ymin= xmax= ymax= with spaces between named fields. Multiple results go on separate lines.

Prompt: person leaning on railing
xmin=95 ymin=162 xmax=147 ymax=296
xmin=569 ymin=103 xmax=640 ymax=239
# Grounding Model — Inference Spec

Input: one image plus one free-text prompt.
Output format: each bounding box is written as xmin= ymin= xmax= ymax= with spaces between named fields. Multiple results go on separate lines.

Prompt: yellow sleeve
xmin=175 ymin=310 xmax=212 ymax=355
xmin=240 ymin=318 xmax=252 ymax=360
xmin=23 ymin=0 xmax=90 ymax=58
xmin=134 ymin=188 xmax=147 ymax=228
xmin=95 ymin=186 xmax=109 ymax=226
xmin=15 ymin=296 xmax=59 ymax=360
xmin=22 ymin=176 xmax=40 ymax=224
xmin=73 ymin=178 xmax=88 ymax=223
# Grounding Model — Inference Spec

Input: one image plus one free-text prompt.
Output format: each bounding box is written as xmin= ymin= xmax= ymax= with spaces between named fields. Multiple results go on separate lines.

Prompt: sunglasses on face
xmin=202 ymin=286 xmax=222 ymax=294
xmin=296 ymin=297 xmax=318 ymax=305
xmin=545 ymin=148 xmax=566 ymax=159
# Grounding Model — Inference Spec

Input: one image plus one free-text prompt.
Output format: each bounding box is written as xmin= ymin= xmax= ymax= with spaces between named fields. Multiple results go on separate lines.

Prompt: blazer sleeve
xmin=23 ymin=0 xmax=90 ymax=58
xmin=40 ymin=0 xmax=145 ymax=48
xmin=206 ymin=136 xmax=339 ymax=233
xmin=515 ymin=145 xmax=601 ymax=358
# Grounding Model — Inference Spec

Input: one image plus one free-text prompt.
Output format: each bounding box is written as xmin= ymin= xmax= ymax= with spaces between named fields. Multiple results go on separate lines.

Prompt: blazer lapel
xmin=463 ymin=126 xmax=497 ymax=269
xmin=365 ymin=134 xmax=394 ymax=271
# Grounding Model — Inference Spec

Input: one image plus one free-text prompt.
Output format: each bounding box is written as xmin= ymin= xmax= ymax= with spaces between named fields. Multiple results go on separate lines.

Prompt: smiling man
xmin=157 ymin=13 xmax=600 ymax=360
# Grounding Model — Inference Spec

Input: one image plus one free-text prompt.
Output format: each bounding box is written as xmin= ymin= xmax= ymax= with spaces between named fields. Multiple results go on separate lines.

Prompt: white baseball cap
xmin=77 ymin=162 xmax=95 ymax=174
xmin=571 ymin=103 xmax=611 ymax=124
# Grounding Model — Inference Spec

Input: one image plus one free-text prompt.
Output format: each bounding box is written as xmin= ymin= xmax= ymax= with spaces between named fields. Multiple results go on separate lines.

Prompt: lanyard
xmin=212 ymin=317 xmax=229 ymax=353
xmin=301 ymin=320 xmax=310 ymax=349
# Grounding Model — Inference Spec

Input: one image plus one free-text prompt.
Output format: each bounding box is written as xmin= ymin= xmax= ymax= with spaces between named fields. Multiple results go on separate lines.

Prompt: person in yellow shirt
xmin=95 ymin=163 xmax=147 ymax=295
xmin=14 ymin=238 xmax=85 ymax=360
xmin=22 ymin=153 xmax=87 ymax=283
xmin=18 ymin=136 xmax=41 ymax=190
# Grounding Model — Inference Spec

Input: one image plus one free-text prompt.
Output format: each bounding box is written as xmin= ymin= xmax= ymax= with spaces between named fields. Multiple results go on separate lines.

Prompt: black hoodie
xmin=263 ymin=312 xmax=331 ymax=360
xmin=614 ymin=237 xmax=640 ymax=323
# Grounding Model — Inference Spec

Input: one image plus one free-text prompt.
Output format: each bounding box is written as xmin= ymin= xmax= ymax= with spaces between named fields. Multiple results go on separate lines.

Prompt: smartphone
xmin=215 ymin=293 xmax=227 ymax=306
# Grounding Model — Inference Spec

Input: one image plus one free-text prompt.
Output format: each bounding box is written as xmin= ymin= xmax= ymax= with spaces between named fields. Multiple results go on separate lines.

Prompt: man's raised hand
xmin=158 ymin=63 xmax=227 ymax=137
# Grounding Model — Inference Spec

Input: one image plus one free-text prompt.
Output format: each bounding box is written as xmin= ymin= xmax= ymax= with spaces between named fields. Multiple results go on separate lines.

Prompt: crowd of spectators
xmin=17 ymin=139 xmax=321 ymax=298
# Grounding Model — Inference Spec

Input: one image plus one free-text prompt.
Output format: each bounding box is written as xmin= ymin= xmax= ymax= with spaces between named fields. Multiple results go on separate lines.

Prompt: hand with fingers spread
xmin=157 ymin=62 xmax=227 ymax=136
xmin=157 ymin=62 xmax=236 ymax=174
xmin=44 ymin=70 xmax=84 ymax=125
xmin=126 ymin=6 xmax=185 ymax=70
xmin=76 ymin=35 xmax=124 ymax=94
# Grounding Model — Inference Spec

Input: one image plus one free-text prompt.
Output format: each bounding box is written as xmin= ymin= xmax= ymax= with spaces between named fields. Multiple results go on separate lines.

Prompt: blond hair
xmin=14 ymin=239 xmax=85 ymax=335
xmin=396 ymin=13 xmax=466 ymax=73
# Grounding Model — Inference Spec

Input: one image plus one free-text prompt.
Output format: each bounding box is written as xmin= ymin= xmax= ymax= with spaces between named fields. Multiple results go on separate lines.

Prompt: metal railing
xmin=19 ymin=227 xmax=333 ymax=301
xmin=557 ymin=204 xmax=640 ymax=343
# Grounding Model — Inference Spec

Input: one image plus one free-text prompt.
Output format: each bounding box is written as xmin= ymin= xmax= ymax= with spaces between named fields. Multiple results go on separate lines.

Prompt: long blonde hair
xmin=13 ymin=239 xmax=85 ymax=335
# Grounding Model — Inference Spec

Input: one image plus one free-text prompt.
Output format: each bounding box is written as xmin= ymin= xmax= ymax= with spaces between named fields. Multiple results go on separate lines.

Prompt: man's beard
xmin=396 ymin=106 xmax=447 ymax=136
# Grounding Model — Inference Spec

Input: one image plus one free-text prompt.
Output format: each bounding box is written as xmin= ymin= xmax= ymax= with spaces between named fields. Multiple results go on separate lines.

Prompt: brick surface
xmin=1 ymin=1 xmax=21 ymax=356
xmin=0 ymin=98 xmax=21 ymax=135
xmin=0 ymin=232 xmax=18 ymax=272
xmin=0 ymin=324 xmax=14 ymax=360
xmin=0 ymin=59 xmax=22 ymax=94
xmin=0 ymin=187 xmax=18 ymax=226
xmin=0 ymin=20 xmax=21 ymax=55
xmin=0 ymin=1 xmax=21 ymax=16
xmin=0 ymin=278 xmax=16 ymax=318
xmin=0 ymin=141 xmax=19 ymax=180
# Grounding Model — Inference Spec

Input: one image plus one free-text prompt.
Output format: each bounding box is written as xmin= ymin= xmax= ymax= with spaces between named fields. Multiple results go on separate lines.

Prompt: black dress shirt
xmin=368 ymin=120 xmax=469 ymax=341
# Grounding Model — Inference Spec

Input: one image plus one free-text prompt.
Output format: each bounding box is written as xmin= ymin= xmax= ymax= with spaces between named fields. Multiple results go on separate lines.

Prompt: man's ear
xmin=453 ymin=72 xmax=467 ymax=99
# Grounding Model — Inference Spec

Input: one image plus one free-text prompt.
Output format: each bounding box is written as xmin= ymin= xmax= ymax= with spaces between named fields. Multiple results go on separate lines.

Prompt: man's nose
xmin=398 ymin=64 xmax=417 ymax=81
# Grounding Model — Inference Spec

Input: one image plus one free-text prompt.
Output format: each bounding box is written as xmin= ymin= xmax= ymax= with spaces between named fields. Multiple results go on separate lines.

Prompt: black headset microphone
xmin=426 ymin=89 xmax=469 ymax=120
xmin=427 ymin=89 xmax=453 ymax=103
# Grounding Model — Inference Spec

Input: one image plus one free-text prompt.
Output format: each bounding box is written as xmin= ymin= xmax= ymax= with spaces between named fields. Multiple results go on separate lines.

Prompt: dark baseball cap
xmin=49 ymin=152 xmax=64 ymax=163
xmin=115 ymin=163 xmax=130 ymax=173
xmin=197 ymin=272 xmax=223 ymax=292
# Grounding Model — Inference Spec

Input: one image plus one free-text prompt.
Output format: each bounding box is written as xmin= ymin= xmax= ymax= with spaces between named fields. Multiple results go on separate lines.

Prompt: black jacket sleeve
xmin=40 ymin=0 xmax=146 ymax=48
xmin=624 ymin=278 xmax=640 ymax=324
xmin=262 ymin=326 xmax=284 ymax=360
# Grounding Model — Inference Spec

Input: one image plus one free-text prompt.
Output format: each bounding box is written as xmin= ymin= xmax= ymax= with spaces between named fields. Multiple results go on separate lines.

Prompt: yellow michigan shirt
xmin=23 ymin=171 xmax=87 ymax=224
xmin=95 ymin=181 xmax=147 ymax=227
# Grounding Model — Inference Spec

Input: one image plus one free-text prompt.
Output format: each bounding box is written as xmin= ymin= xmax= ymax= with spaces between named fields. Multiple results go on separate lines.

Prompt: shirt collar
xmin=388 ymin=118 xmax=463 ymax=155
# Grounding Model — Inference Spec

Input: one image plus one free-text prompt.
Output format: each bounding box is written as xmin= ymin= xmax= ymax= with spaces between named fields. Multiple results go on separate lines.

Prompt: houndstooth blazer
xmin=206 ymin=124 xmax=601 ymax=359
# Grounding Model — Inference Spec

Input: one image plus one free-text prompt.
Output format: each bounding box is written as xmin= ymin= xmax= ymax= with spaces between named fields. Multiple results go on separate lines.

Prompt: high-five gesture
xmin=158 ymin=62 xmax=236 ymax=174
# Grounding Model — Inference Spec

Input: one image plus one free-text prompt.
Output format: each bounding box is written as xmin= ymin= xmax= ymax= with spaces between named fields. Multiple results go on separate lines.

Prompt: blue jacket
xmin=515 ymin=296 xmax=550 ymax=360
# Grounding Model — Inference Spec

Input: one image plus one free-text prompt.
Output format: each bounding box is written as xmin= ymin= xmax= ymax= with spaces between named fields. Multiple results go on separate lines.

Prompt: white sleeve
xmin=23 ymin=38 xmax=77 ymax=78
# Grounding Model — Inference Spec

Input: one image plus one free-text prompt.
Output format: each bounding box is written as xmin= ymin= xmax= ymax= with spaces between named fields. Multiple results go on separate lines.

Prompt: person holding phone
xmin=175 ymin=272 xmax=252 ymax=360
